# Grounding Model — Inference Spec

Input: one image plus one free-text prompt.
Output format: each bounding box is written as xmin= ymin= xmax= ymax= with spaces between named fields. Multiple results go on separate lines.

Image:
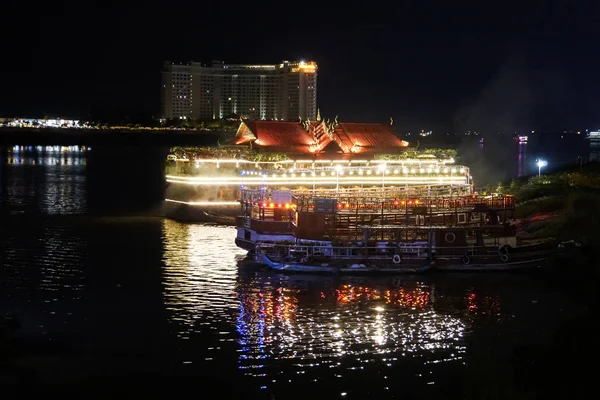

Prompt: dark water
xmin=0 ymin=149 xmax=593 ymax=397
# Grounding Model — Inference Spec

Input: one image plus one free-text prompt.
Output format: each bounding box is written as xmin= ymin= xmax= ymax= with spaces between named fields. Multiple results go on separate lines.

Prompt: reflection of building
xmin=517 ymin=142 xmax=527 ymax=177
xmin=161 ymin=61 xmax=318 ymax=121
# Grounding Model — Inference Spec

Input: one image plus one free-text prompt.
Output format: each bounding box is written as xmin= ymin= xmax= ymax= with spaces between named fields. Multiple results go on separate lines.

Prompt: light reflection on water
xmin=161 ymin=221 xmax=479 ymax=393
xmin=0 ymin=216 xmax=584 ymax=396
xmin=162 ymin=221 xmax=246 ymax=334
xmin=1 ymin=152 xmax=87 ymax=214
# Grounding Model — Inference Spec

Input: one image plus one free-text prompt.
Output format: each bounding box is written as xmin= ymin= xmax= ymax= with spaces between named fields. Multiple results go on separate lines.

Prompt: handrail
xmin=254 ymin=243 xmax=543 ymax=258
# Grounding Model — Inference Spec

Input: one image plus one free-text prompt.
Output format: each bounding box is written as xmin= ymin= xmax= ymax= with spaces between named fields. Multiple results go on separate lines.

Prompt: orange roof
xmin=333 ymin=123 xmax=409 ymax=153
xmin=234 ymin=120 xmax=409 ymax=155
xmin=235 ymin=120 xmax=317 ymax=153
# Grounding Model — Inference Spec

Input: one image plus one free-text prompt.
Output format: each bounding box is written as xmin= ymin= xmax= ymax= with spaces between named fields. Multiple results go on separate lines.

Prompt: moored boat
xmin=248 ymin=225 xmax=549 ymax=274
xmin=231 ymin=160 xmax=551 ymax=274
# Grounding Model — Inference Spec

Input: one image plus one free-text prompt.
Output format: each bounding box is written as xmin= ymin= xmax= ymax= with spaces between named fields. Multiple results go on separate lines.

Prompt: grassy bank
xmin=486 ymin=164 xmax=600 ymax=260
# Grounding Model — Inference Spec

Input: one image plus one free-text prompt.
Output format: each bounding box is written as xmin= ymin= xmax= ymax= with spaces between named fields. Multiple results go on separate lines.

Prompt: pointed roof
xmin=333 ymin=122 xmax=409 ymax=154
xmin=234 ymin=120 xmax=318 ymax=153
xmin=234 ymin=119 xmax=409 ymax=156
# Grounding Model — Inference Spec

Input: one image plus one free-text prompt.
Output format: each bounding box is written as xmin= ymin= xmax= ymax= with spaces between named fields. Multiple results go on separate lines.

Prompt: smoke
xmin=453 ymin=48 xmax=571 ymax=187
xmin=454 ymin=51 xmax=569 ymax=134
xmin=456 ymin=136 xmax=515 ymax=188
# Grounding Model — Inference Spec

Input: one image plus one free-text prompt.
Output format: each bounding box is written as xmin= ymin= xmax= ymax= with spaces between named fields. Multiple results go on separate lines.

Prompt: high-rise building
xmin=161 ymin=60 xmax=317 ymax=121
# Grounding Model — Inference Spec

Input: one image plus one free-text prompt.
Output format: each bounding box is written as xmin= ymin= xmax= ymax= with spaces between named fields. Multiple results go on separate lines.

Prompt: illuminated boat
xmin=517 ymin=135 xmax=528 ymax=143
xmin=166 ymin=157 xmax=472 ymax=224
xmin=236 ymin=187 xmax=550 ymax=273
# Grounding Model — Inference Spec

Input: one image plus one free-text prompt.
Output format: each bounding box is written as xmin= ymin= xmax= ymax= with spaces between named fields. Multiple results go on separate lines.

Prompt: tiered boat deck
xmin=239 ymin=187 xmax=515 ymax=242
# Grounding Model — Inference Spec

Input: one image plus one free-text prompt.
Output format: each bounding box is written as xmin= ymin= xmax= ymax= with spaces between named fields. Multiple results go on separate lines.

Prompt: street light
xmin=536 ymin=159 xmax=548 ymax=176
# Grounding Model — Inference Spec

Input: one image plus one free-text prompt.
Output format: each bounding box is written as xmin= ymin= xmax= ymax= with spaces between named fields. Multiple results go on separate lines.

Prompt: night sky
xmin=2 ymin=1 xmax=599 ymax=132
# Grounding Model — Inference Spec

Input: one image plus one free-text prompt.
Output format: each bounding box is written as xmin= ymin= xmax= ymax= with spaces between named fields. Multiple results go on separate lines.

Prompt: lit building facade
xmin=161 ymin=60 xmax=318 ymax=121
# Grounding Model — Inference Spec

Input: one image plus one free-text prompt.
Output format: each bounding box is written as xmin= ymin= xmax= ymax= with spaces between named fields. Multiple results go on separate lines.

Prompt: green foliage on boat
xmin=169 ymin=146 xmax=290 ymax=162
xmin=374 ymin=148 xmax=457 ymax=160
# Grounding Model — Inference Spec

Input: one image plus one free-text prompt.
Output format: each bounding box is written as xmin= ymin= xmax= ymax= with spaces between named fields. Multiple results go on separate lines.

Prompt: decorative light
xmin=419 ymin=168 xmax=425 ymax=173
xmin=367 ymin=170 xmax=372 ymax=175
xmin=410 ymin=168 xmax=416 ymax=173
xmin=451 ymin=168 xmax=457 ymax=173
xmin=301 ymin=172 xmax=306 ymax=177
xmin=459 ymin=168 xmax=465 ymax=173
xmin=331 ymin=171 xmax=336 ymax=176
xmin=443 ymin=168 xmax=449 ymax=173
xmin=394 ymin=169 xmax=399 ymax=174
xmin=402 ymin=167 xmax=408 ymax=174
xmin=427 ymin=167 xmax=433 ymax=173
xmin=311 ymin=172 xmax=316 ymax=177
xmin=358 ymin=169 xmax=364 ymax=175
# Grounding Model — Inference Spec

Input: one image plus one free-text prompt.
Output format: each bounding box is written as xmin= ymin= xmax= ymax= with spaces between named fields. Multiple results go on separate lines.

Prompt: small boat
xmin=248 ymin=225 xmax=550 ymax=274
xmin=202 ymin=211 xmax=236 ymax=225
xmin=259 ymin=253 xmax=433 ymax=275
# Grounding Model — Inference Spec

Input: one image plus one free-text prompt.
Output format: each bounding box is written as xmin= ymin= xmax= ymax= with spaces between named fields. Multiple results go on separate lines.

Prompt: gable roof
xmin=235 ymin=120 xmax=317 ymax=153
xmin=333 ymin=123 xmax=409 ymax=153
xmin=234 ymin=120 xmax=409 ymax=156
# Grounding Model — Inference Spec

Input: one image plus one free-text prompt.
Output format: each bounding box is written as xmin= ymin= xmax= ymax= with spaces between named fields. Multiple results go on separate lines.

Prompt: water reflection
xmin=1 ymin=151 xmax=87 ymax=214
xmin=517 ymin=141 xmax=527 ymax=177
xmin=161 ymin=220 xmax=246 ymax=336
xmin=235 ymin=278 xmax=468 ymax=379
xmin=0 ymin=216 xmax=583 ymax=396
xmin=161 ymin=224 xmax=509 ymax=393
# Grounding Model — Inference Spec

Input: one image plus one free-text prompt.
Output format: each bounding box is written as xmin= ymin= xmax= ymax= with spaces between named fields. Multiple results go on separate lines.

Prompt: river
xmin=0 ymin=149 xmax=594 ymax=397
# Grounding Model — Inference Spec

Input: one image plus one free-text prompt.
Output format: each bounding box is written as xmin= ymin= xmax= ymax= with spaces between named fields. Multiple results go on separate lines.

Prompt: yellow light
xmin=164 ymin=199 xmax=239 ymax=206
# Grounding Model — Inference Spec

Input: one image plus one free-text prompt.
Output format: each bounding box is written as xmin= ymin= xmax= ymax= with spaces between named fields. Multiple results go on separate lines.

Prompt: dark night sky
xmin=1 ymin=1 xmax=600 ymax=132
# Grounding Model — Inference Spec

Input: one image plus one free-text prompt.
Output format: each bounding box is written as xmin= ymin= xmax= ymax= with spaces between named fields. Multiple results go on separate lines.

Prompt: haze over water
xmin=0 ymin=147 xmax=591 ymax=396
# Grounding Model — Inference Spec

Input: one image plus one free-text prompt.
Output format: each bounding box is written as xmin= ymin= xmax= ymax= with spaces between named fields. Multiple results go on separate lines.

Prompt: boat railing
xmin=255 ymin=243 xmax=546 ymax=261
xmin=293 ymin=194 xmax=514 ymax=213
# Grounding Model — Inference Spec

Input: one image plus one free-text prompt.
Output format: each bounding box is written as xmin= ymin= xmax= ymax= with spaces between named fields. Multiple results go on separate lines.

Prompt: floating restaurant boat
xmin=165 ymin=118 xmax=437 ymax=222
